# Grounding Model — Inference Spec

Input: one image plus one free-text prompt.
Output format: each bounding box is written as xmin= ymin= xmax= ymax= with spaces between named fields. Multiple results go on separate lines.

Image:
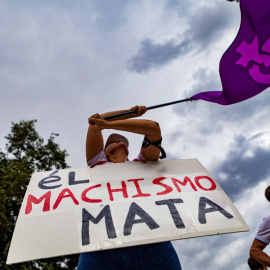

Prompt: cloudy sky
xmin=1 ymin=0 xmax=270 ymax=269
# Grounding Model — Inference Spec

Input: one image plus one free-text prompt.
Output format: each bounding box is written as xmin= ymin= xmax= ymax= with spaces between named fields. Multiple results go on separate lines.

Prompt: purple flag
xmin=192 ymin=0 xmax=270 ymax=105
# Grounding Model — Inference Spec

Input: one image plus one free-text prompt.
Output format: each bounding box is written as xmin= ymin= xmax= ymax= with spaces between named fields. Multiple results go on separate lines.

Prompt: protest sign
xmin=7 ymin=159 xmax=249 ymax=264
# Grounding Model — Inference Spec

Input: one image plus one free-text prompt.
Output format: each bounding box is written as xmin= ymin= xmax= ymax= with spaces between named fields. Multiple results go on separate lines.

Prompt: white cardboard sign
xmin=7 ymin=159 xmax=249 ymax=264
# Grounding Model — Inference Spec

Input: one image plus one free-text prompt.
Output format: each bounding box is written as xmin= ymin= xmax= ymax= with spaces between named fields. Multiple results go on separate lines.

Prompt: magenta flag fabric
xmin=192 ymin=0 xmax=270 ymax=105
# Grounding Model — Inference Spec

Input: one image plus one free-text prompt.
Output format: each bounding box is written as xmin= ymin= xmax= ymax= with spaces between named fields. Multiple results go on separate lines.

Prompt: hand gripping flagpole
xmin=104 ymin=97 xmax=194 ymax=120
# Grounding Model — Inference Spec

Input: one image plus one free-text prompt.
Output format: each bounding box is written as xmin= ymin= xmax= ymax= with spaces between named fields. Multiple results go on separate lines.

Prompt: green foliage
xmin=0 ymin=120 xmax=78 ymax=269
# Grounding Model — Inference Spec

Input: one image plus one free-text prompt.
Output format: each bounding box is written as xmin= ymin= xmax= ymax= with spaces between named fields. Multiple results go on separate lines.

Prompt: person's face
xmin=105 ymin=141 xmax=129 ymax=163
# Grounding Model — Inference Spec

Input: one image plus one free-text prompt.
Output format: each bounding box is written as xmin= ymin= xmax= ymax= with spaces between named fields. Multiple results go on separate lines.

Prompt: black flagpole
xmin=104 ymin=97 xmax=194 ymax=120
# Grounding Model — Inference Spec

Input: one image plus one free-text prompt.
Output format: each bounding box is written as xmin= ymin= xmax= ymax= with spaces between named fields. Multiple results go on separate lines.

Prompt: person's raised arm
xmin=86 ymin=106 xmax=147 ymax=162
xmin=86 ymin=122 xmax=103 ymax=162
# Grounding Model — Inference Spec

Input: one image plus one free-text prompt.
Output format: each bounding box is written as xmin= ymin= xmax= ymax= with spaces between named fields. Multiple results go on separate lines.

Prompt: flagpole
xmin=104 ymin=97 xmax=194 ymax=120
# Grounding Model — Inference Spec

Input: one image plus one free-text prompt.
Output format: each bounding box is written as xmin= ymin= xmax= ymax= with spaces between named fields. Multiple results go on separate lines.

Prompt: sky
xmin=1 ymin=0 xmax=270 ymax=269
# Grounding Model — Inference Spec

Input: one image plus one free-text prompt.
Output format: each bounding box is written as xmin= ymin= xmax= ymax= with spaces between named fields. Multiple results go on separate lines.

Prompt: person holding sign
xmin=77 ymin=105 xmax=182 ymax=269
xmin=248 ymin=186 xmax=270 ymax=269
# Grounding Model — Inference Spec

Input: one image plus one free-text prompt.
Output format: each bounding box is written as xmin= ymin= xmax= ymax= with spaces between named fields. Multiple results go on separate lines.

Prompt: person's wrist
xmin=103 ymin=120 xmax=112 ymax=129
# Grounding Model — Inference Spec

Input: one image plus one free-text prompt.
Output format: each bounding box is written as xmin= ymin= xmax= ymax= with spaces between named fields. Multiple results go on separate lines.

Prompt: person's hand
xmin=88 ymin=113 xmax=108 ymax=129
xmin=130 ymin=105 xmax=147 ymax=117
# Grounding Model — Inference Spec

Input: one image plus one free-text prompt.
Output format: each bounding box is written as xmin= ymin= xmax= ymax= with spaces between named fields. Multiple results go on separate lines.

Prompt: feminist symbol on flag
xmin=236 ymin=36 xmax=270 ymax=84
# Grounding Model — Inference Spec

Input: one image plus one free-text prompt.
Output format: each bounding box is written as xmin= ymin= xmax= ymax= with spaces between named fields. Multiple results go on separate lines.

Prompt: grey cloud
xmin=127 ymin=38 xmax=192 ymax=73
xmin=212 ymin=133 xmax=270 ymax=201
xmin=165 ymin=0 xmax=192 ymax=17
xmin=185 ymin=4 xmax=235 ymax=47
xmin=128 ymin=1 xmax=239 ymax=73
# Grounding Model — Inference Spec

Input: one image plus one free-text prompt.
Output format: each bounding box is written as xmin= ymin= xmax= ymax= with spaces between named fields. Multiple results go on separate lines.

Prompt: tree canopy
xmin=0 ymin=120 xmax=78 ymax=269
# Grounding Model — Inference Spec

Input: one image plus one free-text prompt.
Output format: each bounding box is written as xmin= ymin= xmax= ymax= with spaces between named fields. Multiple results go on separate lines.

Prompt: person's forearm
xmin=104 ymin=119 xmax=161 ymax=141
xmin=250 ymin=250 xmax=270 ymax=267
xmin=100 ymin=108 xmax=138 ymax=121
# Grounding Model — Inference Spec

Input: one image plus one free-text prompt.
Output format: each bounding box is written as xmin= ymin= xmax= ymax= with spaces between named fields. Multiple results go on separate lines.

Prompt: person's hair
xmin=227 ymin=0 xmax=240 ymax=2
xmin=265 ymin=186 xmax=270 ymax=202
xmin=248 ymin=257 xmax=264 ymax=270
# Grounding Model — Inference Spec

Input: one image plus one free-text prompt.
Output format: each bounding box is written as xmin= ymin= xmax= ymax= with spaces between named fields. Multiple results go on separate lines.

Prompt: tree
xmin=0 ymin=120 xmax=78 ymax=269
